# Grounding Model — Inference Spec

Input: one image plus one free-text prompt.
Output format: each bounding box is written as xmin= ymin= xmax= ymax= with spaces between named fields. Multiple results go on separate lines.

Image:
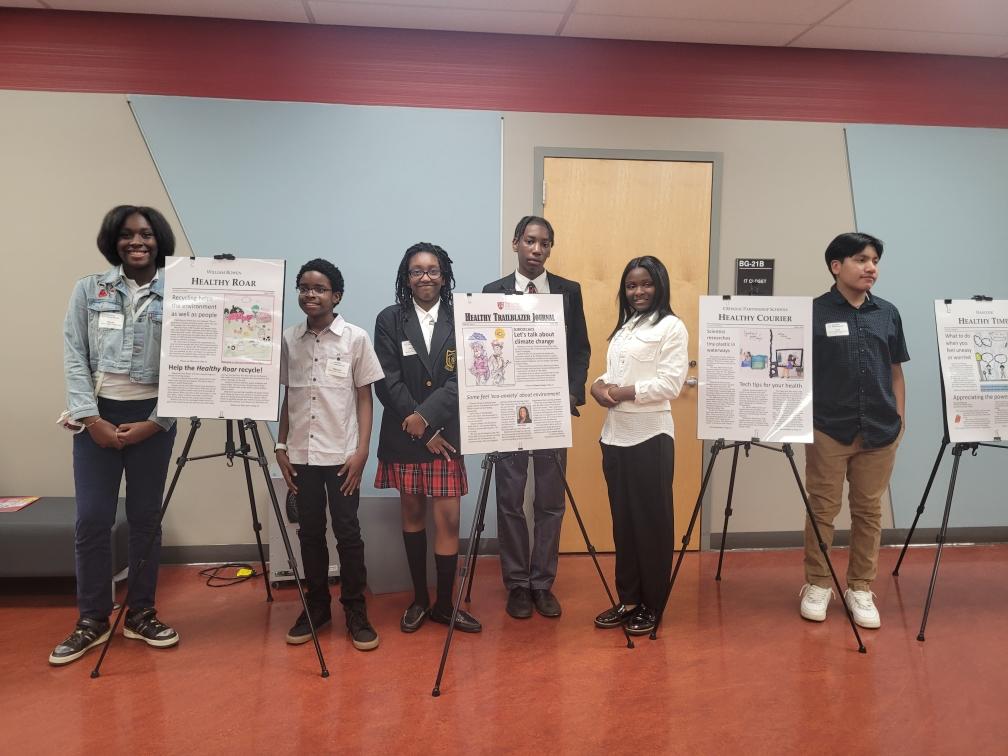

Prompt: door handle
xmin=685 ymin=376 xmax=698 ymax=388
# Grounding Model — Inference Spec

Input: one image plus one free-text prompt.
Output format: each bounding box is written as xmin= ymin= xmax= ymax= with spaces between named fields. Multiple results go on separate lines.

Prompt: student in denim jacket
xmin=50 ymin=206 xmax=179 ymax=666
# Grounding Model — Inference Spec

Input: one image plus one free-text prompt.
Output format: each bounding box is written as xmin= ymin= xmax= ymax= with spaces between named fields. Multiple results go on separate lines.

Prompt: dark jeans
xmin=292 ymin=464 xmax=367 ymax=613
xmin=600 ymin=434 xmax=675 ymax=611
xmin=73 ymin=397 xmax=176 ymax=621
xmin=494 ymin=449 xmax=566 ymax=591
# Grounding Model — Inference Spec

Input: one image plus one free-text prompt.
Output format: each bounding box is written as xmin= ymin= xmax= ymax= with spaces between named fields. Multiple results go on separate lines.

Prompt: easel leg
xmin=783 ymin=443 xmax=866 ymax=654
xmin=893 ymin=440 xmax=948 ymax=576
xmin=715 ymin=444 xmax=741 ymax=581
xmin=652 ymin=439 xmax=724 ymax=640
xmin=463 ymin=454 xmax=495 ymax=605
xmin=245 ymin=421 xmax=328 ymax=677
xmin=91 ymin=418 xmax=201 ymax=679
xmin=917 ymin=443 xmax=964 ymax=642
xmin=236 ymin=421 xmax=273 ymax=602
xmin=433 ymin=454 xmax=494 ymax=696
xmin=553 ymin=450 xmax=635 ymax=649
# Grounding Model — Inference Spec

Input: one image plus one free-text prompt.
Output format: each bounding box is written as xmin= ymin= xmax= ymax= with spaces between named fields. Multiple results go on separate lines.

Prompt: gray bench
xmin=0 ymin=497 xmax=128 ymax=578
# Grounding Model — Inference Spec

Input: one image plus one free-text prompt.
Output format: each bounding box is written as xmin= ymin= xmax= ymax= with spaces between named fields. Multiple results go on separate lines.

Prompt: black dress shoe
xmin=594 ymin=603 xmax=636 ymax=629
xmin=400 ymin=603 xmax=429 ymax=633
xmin=506 ymin=587 xmax=533 ymax=619
xmin=430 ymin=605 xmax=482 ymax=633
xmin=625 ymin=605 xmax=656 ymax=636
xmin=531 ymin=589 xmax=562 ymax=618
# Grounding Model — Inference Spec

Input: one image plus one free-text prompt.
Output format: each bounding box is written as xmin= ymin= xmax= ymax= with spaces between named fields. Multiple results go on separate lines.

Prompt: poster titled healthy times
xmin=935 ymin=299 xmax=1008 ymax=443
xmin=453 ymin=292 xmax=572 ymax=454
xmin=698 ymin=295 xmax=813 ymax=443
xmin=158 ymin=257 xmax=285 ymax=421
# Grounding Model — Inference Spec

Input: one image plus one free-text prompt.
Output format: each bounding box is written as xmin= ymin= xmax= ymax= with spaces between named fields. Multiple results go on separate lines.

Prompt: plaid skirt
xmin=375 ymin=458 xmax=468 ymax=497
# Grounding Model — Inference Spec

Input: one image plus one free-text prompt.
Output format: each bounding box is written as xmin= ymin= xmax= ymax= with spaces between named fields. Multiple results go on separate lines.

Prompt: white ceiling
xmin=9 ymin=0 xmax=1008 ymax=57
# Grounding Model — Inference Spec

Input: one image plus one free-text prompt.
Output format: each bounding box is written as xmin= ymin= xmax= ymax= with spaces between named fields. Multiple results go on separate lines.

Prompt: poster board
xmin=935 ymin=299 xmax=1008 ymax=443
xmin=158 ymin=257 xmax=285 ymax=421
xmin=698 ymin=295 xmax=813 ymax=443
xmin=454 ymin=293 xmax=572 ymax=454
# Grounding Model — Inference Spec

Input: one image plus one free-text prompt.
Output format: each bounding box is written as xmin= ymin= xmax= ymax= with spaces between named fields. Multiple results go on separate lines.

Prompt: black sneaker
xmin=124 ymin=608 xmax=179 ymax=648
xmin=48 ymin=618 xmax=111 ymax=666
xmin=346 ymin=606 xmax=380 ymax=651
xmin=286 ymin=607 xmax=332 ymax=645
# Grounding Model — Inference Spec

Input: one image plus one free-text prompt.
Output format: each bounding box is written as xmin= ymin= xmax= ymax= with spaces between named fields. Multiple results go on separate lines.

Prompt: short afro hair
xmin=296 ymin=258 xmax=344 ymax=294
xmin=96 ymin=205 xmax=176 ymax=267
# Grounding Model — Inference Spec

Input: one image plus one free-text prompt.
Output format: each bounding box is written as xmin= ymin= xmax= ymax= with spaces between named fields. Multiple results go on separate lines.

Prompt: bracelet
xmin=83 ymin=417 xmax=101 ymax=428
xmin=274 ymin=442 xmax=288 ymax=452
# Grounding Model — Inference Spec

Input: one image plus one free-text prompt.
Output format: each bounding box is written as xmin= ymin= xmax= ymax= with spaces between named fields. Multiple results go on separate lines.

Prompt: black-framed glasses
xmin=408 ymin=268 xmax=442 ymax=281
xmin=296 ymin=285 xmax=331 ymax=296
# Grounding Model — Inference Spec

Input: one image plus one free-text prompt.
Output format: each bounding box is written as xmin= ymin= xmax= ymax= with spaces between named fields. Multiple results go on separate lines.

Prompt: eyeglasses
xmin=408 ymin=268 xmax=442 ymax=281
xmin=296 ymin=285 xmax=331 ymax=296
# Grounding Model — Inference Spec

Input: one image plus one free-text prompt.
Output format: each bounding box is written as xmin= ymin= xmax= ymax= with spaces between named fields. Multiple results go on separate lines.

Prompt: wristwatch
xmin=274 ymin=442 xmax=288 ymax=452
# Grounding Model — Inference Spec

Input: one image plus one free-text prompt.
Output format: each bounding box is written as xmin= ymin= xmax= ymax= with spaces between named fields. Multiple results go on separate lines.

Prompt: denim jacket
xmin=64 ymin=266 xmax=175 ymax=430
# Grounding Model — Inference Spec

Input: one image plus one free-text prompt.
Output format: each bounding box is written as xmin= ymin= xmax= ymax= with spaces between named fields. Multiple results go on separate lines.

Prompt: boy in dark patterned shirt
xmin=799 ymin=233 xmax=909 ymax=630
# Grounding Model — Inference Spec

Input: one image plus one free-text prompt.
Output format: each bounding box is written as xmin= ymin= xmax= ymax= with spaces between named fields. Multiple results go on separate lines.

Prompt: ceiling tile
xmin=575 ymin=0 xmax=844 ymax=26
xmin=46 ymin=0 xmax=310 ymax=23
xmin=794 ymin=25 xmax=1008 ymax=56
xmin=563 ymin=13 xmax=807 ymax=46
xmin=309 ymin=2 xmax=563 ymax=35
xmin=827 ymin=0 xmax=1008 ymax=35
xmin=311 ymin=0 xmax=569 ymax=11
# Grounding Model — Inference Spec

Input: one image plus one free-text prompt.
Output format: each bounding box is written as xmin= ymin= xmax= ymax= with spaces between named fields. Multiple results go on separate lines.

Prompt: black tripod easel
xmin=90 ymin=416 xmax=329 ymax=678
xmin=432 ymin=449 xmax=633 ymax=697
xmin=652 ymin=437 xmax=867 ymax=653
xmin=891 ymin=295 xmax=1007 ymax=641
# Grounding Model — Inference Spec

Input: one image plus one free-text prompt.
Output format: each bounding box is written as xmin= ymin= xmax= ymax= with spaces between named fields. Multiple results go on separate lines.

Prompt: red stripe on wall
xmin=2 ymin=9 xmax=1008 ymax=127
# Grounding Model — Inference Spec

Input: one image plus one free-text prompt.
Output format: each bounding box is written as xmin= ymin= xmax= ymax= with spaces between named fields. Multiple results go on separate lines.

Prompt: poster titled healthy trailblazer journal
xmin=158 ymin=257 xmax=285 ymax=421
xmin=453 ymin=292 xmax=572 ymax=454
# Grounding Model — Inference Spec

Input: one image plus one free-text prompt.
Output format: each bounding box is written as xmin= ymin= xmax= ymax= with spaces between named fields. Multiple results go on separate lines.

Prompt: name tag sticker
xmin=402 ymin=341 xmax=417 ymax=357
xmin=825 ymin=322 xmax=849 ymax=337
xmin=325 ymin=358 xmax=350 ymax=379
xmin=98 ymin=312 xmax=124 ymax=330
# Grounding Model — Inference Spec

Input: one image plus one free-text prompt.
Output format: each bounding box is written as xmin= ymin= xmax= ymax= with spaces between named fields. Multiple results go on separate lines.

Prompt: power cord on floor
xmin=198 ymin=563 xmax=259 ymax=587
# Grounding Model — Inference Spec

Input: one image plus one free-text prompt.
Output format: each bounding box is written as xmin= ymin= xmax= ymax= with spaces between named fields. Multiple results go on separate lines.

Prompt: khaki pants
xmin=803 ymin=427 xmax=902 ymax=592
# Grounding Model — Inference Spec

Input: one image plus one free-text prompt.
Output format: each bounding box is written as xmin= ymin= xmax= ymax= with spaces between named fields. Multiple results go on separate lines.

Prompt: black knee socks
xmin=434 ymin=553 xmax=458 ymax=613
xmin=402 ymin=530 xmax=429 ymax=608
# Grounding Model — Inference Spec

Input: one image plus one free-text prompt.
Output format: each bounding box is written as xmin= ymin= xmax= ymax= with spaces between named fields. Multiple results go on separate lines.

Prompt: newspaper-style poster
xmin=935 ymin=299 xmax=1008 ymax=443
xmin=698 ymin=295 xmax=813 ymax=443
xmin=158 ymin=257 xmax=285 ymax=421
xmin=454 ymin=293 xmax=572 ymax=454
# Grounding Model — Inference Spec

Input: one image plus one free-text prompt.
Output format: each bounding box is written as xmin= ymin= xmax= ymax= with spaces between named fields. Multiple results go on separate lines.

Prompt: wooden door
xmin=543 ymin=157 xmax=712 ymax=552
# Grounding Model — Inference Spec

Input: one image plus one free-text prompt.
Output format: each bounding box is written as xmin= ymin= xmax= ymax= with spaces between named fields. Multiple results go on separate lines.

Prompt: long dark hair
xmin=608 ymin=255 xmax=675 ymax=340
xmin=394 ymin=242 xmax=456 ymax=310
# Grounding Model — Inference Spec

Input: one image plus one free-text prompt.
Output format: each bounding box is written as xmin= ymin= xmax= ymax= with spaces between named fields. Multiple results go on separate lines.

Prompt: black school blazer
xmin=482 ymin=271 xmax=591 ymax=407
xmin=373 ymin=302 xmax=461 ymax=464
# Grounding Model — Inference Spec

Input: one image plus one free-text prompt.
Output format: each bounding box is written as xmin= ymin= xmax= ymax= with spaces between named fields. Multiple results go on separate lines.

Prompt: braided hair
xmin=512 ymin=215 xmax=555 ymax=245
xmin=394 ymin=242 xmax=456 ymax=310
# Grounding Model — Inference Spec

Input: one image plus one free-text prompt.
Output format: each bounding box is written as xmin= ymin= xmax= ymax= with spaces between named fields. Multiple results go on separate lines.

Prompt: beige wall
xmin=0 ymin=90 xmax=274 ymax=548
xmin=501 ymin=112 xmax=890 ymax=536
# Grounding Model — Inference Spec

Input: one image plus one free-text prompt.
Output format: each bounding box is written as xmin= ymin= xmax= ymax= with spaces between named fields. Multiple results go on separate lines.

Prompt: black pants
xmin=600 ymin=434 xmax=675 ymax=611
xmin=293 ymin=465 xmax=367 ymax=613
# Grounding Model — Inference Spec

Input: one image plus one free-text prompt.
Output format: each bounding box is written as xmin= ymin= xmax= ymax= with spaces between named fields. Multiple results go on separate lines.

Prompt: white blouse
xmin=597 ymin=312 xmax=689 ymax=447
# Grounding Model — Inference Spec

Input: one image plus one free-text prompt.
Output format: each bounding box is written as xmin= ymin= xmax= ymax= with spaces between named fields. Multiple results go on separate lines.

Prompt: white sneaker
xmin=799 ymin=583 xmax=834 ymax=622
xmin=844 ymin=588 xmax=881 ymax=629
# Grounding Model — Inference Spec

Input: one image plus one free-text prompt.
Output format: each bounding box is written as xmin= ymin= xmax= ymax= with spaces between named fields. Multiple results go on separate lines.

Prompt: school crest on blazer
xmin=445 ymin=348 xmax=457 ymax=372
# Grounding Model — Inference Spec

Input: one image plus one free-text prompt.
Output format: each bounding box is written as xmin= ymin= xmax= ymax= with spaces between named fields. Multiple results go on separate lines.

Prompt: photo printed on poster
xmin=698 ymin=295 xmax=813 ymax=443
xmin=158 ymin=257 xmax=285 ymax=421
xmin=454 ymin=292 xmax=572 ymax=454
xmin=935 ymin=299 xmax=1008 ymax=443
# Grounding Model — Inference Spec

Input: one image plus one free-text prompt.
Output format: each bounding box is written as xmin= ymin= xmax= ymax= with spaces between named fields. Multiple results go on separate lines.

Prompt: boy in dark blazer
xmin=482 ymin=216 xmax=590 ymax=619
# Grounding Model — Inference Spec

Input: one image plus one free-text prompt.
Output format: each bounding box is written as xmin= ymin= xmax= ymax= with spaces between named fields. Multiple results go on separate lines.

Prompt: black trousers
xmin=293 ymin=464 xmax=367 ymax=613
xmin=600 ymin=434 xmax=675 ymax=611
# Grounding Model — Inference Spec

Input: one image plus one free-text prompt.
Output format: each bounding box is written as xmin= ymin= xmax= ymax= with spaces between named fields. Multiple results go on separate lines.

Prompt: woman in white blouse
xmin=589 ymin=256 xmax=688 ymax=636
